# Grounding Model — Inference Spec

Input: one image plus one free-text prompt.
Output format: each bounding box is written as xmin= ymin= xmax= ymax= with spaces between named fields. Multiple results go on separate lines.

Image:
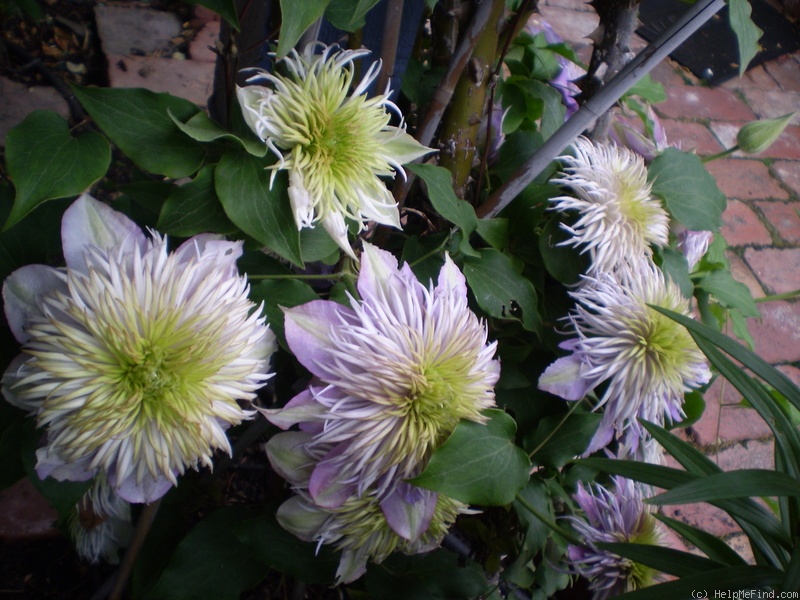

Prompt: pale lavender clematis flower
xmin=264 ymin=243 xmax=499 ymax=508
xmin=549 ymin=137 xmax=670 ymax=275
xmin=609 ymin=106 xmax=669 ymax=162
xmin=539 ymin=260 xmax=711 ymax=455
xmin=265 ymin=431 xmax=470 ymax=583
xmin=2 ymin=195 xmax=276 ymax=503
xmin=675 ymin=227 xmax=714 ymax=271
xmin=566 ymin=477 xmax=663 ymax=599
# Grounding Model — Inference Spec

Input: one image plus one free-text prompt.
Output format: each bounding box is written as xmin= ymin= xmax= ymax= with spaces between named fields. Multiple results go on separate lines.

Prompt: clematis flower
xmin=237 ymin=43 xmax=434 ymax=258
xmin=68 ymin=475 xmax=132 ymax=564
xmin=549 ymin=137 xmax=670 ymax=275
xmin=2 ymin=195 xmax=276 ymax=503
xmin=538 ymin=260 xmax=711 ymax=454
xmin=566 ymin=477 xmax=663 ymax=599
xmin=266 ymin=431 xmax=469 ymax=583
xmin=675 ymin=227 xmax=713 ymax=271
xmin=265 ymin=243 xmax=499 ymax=507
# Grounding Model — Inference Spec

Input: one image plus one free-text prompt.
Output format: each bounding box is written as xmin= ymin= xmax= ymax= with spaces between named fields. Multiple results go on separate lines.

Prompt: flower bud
xmin=737 ymin=112 xmax=796 ymax=154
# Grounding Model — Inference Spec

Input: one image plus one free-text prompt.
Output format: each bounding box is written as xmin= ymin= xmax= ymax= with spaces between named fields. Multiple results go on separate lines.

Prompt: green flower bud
xmin=737 ymin=112 xmax=796 ymax=154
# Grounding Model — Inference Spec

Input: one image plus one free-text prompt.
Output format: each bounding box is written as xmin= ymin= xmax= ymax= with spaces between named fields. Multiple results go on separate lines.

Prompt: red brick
xmin=721 ymin=64 xmax=777 ymax=92
xmin=0 ymin=478 xmax=59 ymax=541
xmin=188 ymin=21 xmax=220 ymax=62
xmin=773 ymin=160 xmax=800 ymax=197
xmin=655 ymin=85 xmax=757 ymax=122
xmin=747 ymin=300 xmax=800 ymax=363
xmin=708 ymin=122 xmax=800 ymax=161
xmin=720 ymin=199 xmax=772 ymax=246
xmin=727 ymin=252 xmax=765 ymax=299
xmin=744 ymin=248 xmax=800 ymax=295
xmin=532 ymin=4 xmax=597 ymax=49
xmin=660 ymin=501 xmax=741 ymax=538
xmin=663 ymin=120 xmax=723 ymax=156
xmin=706 ymin=159 xmax=788 ymax=200
xmin=690 ymin=376 xmax=773 ymax=447
xmin=764 ymin=54 xmax=800 ymax=93
xmin=650 ymin=60 xmax=694 ymax=89
xmin=0 ymin=76 xmax=69 ymax=145
xmin=756 ymin=200 xmax=800 ymax=245
xmin=715 ymin=439 xmax=774 ymax=471
xmin=739 ymin=87 xmax=800 ymax=120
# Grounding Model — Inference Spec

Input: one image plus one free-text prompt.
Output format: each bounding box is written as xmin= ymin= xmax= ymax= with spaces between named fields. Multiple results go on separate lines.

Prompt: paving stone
xmin=660 ymin=501 xmax=741 ymax=538
xmin=95 ymin=5 xmax=182 ymax=56
xmin=764 ymin=53 xmax=800 ymax=93
xmin=725 ymin=532 xmax=755 ymax=564
xmin=744 ymin=248 xmax=800 ymax=295
xmin=705 ymin=158 xmax=788 ymax=200
xmin=720 ymin=199 xmax=772 ymax=247
xmin=536 ymin=3 xmax=598 ymax=48
xmin=721 ymin=64 xmax=778 ymax=91
xmin=0 ymin=478 xmax=58 ymax=541
xmin=755 ymin=200 xmax=800 ymax=245
xmin=191 ymin=4 xmax=221 ymax=28
xmin=690 ymin=376 xmax=773 ymax=447
xmin=649 ymin=60 xmax=693 ymax=89
xmin=189 ymin=21 xmax=220 ymax=63
xmin=655 ymin=85 xmax=757 ymax=122
xmin=0 ymin=76 xmax=69 ymax=146
xmin=107 ymin=54 xmax=214 ymax=110
xmin=773 ymin=160 xmax=800 ymax=197
xmin=746 ymin=300 xmax=800 ymax=363
xmin=715 ymin=439 xmax=774 ymax=471
xmin=727 ymin=252 xmax=765 ymax=299
xmin=739 ymin=87 xmax=800 ymax=120
xmin=662 ymin=119 xmax=723 ymax=156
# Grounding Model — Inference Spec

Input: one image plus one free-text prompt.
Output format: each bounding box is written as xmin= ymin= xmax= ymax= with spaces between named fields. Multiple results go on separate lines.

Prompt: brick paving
xmin=0 ymin=0 xmax=798 ymax=572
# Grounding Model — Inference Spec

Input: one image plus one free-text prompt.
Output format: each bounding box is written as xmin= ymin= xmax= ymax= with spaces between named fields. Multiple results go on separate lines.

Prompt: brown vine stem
xmin=394 ymin=0 xmax=505 ymax=207
xmin=476 ymin=0 xmax=725 ymax=220
xmin=108 ymin=498 xmax=163 ymax=600
xmin=376 ymin=0 xmax=404 ymax=94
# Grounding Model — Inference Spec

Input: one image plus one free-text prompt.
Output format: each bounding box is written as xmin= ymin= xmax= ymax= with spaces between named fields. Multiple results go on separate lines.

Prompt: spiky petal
xmin=566 ymin=477 xmax=663 ymax=599
xmin=68 ymin=475 xmax=132 ymax=564
xmin=237 ymin=43 xmax=433 ymax=257
xmin=264 ymin=243 xmax=499 ymax=507
xmin=549 ymin=137 xmax=670 ymax=274
xmin=539 ymin=260 xmax=711 ymax=454
xmin=3 ymin=195 xmax=276 ymax=503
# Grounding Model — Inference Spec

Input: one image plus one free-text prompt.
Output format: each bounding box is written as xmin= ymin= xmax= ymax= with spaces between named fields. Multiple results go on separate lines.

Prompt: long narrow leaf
xmin=784 ymin=543 xmax=800 ymax=593
xmin=652 ymin=306 xmax=800 ymax=412
xmin=640 ymin=420 xmax=721 ymax=476
xmin=649 ymin=470 xmax=800 ymax=505
xmin=616 ymin=566 xmax=784 ymax=599
xmin=654 ymin=515 xmax=747 ymax=566
xmin=598 ymin=542 xmax=725 ymax=577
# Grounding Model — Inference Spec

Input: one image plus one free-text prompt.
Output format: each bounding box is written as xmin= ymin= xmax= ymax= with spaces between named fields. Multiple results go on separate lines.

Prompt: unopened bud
xmin=737 ymin=112 xmax=796 ymax=154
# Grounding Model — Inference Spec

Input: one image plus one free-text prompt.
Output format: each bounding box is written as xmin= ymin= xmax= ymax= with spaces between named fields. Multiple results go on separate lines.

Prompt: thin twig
xmin=476 ymin=0 xmax=726 ymax=219
xmin=394 ymin=0 xmax=505 ymax=207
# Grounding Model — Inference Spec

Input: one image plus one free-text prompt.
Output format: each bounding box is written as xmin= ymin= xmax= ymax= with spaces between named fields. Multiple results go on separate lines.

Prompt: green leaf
xmin=513 ymin=478 xmax=554 ymax=558
xmin=538 ymin=217 xmax=589 ymax=285
xmin=235 ymin=508 xmax=338 ymax=584
xmin=655 ymin=514 xmax=747 ymax=566
xmin=299 ymin=225 xmax=339 ymax=263
xmin=626 ymin=73 xmax=667 ymax=104
xmin=276 ymin=0 xmax=332 ymax=58
xmin=151 ymin=506 xmax=265 ymax=600
xmin=366 ymin=550 xmax=489 ymax=600
xmin=407 ymin=163 xmax=479 ymax=258
xmin=728 ymin=0 xmax=763 ymax=77
xmin=527 ymin=413 xmax=601 ymax=468
xmin=639 ymin=420 xmax=721 ymax=477
xmin=658 ymin=248 xmax=693 ymax=298
xmin=671 ymin=389 xmax=705 ymax=428
xmin=697 ymin=269 xmax=759 ymax=317
xmin=73 ymin=85 xmax=205 ymax=179
xmin=248 ymin=279 xmax=319 ymax=348
xmin=463 ymin=248 xmax=541 ymax=332
xmin=476 ymin=218 xmax=509 ymax=250
xmin=215 ymin=151 xmax=303 ymax=266
xmin=616 ymin=566 xmax=783 ymax=599
xmin=410 ymin=409 xmax=530 ymax=506
xmin=181 ymin=0 xmax=239 ymax=30
xmin=648 ymin=148 xmax=726 ymax=232
xmin=170 ymin=110 xmax=266 ymax=157
xmin=599 ymin=542 xmax=724 ymax=577
xmin=649 ymin=469 xmax=800 ymax=506
xmin=324 ymin=0 xmax=382 ymax=31
xmin=157 ymin=167 xmax=236 ymax=237
xmin=5 ymin=111 xmax=110 ymax=229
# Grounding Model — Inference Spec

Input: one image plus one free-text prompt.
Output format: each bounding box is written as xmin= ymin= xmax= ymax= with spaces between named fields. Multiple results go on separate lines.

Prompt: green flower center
xmin=631 ymin=307 xmax=696 ymax=379
xmin=122 ymin=344 xmax=177 ymax=404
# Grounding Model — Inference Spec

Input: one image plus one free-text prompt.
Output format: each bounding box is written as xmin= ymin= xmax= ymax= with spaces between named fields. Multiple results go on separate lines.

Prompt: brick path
xmin=1 ymin=0 xmax=799 ymax=568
